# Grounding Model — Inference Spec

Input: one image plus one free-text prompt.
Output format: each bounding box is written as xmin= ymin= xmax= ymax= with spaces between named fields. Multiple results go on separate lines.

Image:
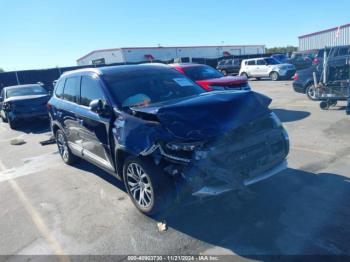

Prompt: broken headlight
xmin=166 ymin=141 xmax=203 ymax=151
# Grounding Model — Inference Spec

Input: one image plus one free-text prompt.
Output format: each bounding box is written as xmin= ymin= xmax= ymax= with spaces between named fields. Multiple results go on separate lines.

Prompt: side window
xmin=257 ymin=59 xmax=265 ymax=65
xmin=247 ymin=60 xmax=256 ymax=65
xmin=63 ymin=77 xmax=80 ymax=103
xmin=80 ymin=76 xmax=105 ymax=107
xmin=337 ymin=47 xmax=350 ymax=56
xmin=55 ymin=79 xmax=65 ymax=98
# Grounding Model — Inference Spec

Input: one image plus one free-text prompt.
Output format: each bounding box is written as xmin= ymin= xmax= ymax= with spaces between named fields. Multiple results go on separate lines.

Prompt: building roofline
xmin=76 ymin=44 xmax=266 ymax=62
xmin=298 ymin=23 xmax=350 ymax=39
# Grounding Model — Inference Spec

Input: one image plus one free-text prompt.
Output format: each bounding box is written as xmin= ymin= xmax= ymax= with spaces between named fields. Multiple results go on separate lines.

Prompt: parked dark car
xmin=292 ymin=65 xmax=323 ymax=100
xmin=216 ymin=58 xmax=241 ymax=75
xmin=312 ymin=48 xmax=330 ymax=66
xmin=170 ymin=63 xmax=250 ymax=91
xmin=271 ymin=54 xmax=288 ymax=63
xmin=0 ymin=84 xmax=50 ymax=129
xmin=48 ymin=64 xmax=289 ymax=215
xmin=287 ymin=50 xmax=318 ymax=70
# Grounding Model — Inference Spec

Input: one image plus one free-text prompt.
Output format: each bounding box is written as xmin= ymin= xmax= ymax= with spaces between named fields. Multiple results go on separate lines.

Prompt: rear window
xmin=6 ymin=85 xmax=47 ymax=98
xmin=63 ymin=77 xmax=80 ymax=103
xmin=183 ymin=65 xmax=223 ymax=81
xmin=103 ymin=68 xmax=204 ymax=109
xmin=55 ymin=79 xmax=65 ymax=98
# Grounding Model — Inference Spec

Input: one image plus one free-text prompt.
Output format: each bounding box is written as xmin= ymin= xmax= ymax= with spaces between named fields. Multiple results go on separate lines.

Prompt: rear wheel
xmin=240 ymin=72 xmax=249 ymax=79
xmin=123 ymin=156 xmax=174 ymax=216
xmin=270 ymin=71 xmax=279 ymax=81
xmin=306 ymin=84 xmax=318 ymax=100
xmin=56 ymin=129 xmax=78 ymax=164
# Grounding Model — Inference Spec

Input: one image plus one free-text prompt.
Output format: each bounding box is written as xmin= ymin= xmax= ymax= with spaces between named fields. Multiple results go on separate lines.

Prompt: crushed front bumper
xmin=192 ymin=160 xmax=287 ymax=197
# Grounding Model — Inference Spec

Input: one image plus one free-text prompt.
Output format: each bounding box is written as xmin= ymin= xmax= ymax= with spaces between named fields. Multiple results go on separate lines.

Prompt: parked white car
xmin=239 ymin=57 xmax=296 ymax=81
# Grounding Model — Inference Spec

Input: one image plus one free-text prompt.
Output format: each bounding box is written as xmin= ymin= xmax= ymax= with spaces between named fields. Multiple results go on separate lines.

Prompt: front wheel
xmin=1 ymin=111 xmax=8 ymax=123
xmin=270 ymin=71 xmax=279 ymax=81
xmin=123 ymin=157 xmax=174 ymax=216
xmin=56 ymin=129 xmax=78 ymax=165
xmin=8 ymin=117 xmax=17 ymax=129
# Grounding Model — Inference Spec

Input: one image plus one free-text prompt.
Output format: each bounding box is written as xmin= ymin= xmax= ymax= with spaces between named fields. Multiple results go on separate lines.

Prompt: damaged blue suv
xmin=48 ymin=64 xmax=289 ymax=215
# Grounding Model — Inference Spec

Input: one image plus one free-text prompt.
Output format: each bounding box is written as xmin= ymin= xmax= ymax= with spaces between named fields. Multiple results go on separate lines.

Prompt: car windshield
xmin=103 ymin=68 xmax=205 ymax=108
xmin=264 ymin=58 xmax=280 ymax=65
xmin=6 ymin=86 xmax=47 ymax=98
xmin=183 ymin=65 xmax=224 ymax=81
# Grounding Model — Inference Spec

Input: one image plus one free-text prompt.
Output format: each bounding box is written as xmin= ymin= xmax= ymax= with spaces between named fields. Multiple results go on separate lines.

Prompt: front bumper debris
xmin=192 ymin=160 xmax=287 ymax=197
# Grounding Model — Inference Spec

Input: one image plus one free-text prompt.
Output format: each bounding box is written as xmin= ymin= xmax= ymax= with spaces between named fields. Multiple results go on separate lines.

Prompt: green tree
xmin=266 ymin=46 xmax=298 ymax=54
xmin=0 ymin=68 xmax=4 ymax=73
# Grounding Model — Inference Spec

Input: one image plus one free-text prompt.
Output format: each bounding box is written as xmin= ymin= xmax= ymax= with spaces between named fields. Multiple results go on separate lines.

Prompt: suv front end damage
xmin=140 ymin=112 xmax=289 ymax=197
xmin=115 ymin=91 xmax=289 ymax=199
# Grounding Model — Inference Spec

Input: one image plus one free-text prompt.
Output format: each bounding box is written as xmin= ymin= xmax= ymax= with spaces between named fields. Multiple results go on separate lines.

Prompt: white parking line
xmin=0 ymin=159 xmax=68 ymax=259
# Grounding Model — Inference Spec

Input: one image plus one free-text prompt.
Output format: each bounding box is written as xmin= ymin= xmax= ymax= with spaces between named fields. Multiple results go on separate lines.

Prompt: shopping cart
xmin=317 ymin=80 xmax=350 ymax=110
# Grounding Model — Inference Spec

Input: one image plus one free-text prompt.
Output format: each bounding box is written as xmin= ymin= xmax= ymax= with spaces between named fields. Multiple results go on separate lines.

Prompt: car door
xmin=60 ymin=76 xmax=81 ymax=150
xmin=247 ymin=60 xmax=258 ymax=76
xmin=75 ymin=74 xmax=114 ymax=171
xmin=255 ymin=59 xmax=268 ymax=77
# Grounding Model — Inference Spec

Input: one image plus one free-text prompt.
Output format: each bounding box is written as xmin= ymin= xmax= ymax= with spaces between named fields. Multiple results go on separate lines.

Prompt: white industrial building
xmin=299 ymin=23 xmax=350 ymax=51
xmin=76 ymin=45 xmax=266 ymax=66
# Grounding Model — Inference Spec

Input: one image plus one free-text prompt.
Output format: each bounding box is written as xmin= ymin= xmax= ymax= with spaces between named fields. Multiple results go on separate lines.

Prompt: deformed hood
xmin=5 ymin=94 xmax=50 ymax=105
xmin=131 ymin=91 xmax=272 ymax=140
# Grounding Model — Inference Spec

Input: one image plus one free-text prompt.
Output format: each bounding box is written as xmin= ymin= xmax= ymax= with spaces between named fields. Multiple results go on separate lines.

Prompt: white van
xmin=239 ymin=57 xmax=295 ymax=81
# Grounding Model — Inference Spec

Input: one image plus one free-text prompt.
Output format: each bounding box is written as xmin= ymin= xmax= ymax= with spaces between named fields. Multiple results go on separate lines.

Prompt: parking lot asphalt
xmin=0 ymin=80 xmax=349 ymax=258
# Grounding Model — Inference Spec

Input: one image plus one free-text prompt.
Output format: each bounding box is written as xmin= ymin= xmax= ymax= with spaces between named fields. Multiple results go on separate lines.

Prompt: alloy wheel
xmin=126 ymin=163 xmax=153 ymax=208
xmin=306 ymin=85 xmax=318 ymax=100
xmin=57 ymin=132 xmax=69 ymax=162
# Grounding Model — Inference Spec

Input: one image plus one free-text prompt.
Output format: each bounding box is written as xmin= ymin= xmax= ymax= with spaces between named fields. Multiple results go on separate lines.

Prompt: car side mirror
xmin=89 ymin=99 xmax=104 ymax=114
xmin=89 ymin=99 xmax=111 ymax=116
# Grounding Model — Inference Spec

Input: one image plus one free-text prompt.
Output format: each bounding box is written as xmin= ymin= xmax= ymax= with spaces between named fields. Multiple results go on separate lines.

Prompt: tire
xmin=320 ymin=101 xmax=329 ymax=110
xmin=55 ymin=129 xmax=78 ymax=165
xmin=270 ymin=71 xmax=279 ymax=81
xmin=305 ymin=84 xmax=318 ymax=100
xmin=1 ymin=111 xmax=8 ymax=123
xmin=123 ymin=156 xmax=174 ymax=216
xmin=240 ymin=72 xmax=249 ymax=79
xmin=8 ymin=117 xmax=17 ymax=129
xmin=221 ymin=70 xmax=227 ymax=76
